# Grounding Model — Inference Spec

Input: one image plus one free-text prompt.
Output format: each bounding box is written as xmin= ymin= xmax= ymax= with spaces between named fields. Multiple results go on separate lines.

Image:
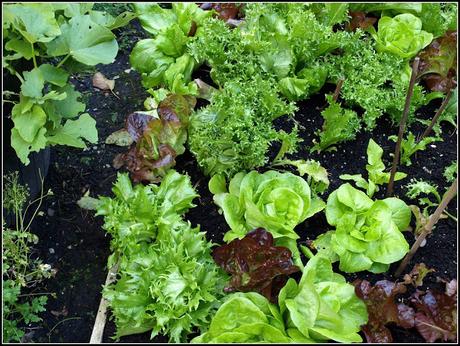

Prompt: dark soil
xmin=14 ymin=19 xmax=457 ymax=344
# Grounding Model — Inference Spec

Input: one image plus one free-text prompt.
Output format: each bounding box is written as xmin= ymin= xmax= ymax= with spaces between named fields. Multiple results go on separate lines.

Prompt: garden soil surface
xmin=23 ymin=20 xmax=457 ymax=343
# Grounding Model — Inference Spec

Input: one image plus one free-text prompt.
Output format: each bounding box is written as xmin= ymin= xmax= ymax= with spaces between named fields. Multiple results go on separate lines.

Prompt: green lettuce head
xmin=191 ymin=255 xmax=368 ymax=343
xmin=209 ymin=170 xmax=313 ymax=241
xmin=371 ymin=13 xmax=433 ymax=59
xmin=314 ymin=183 xmax=411 ymax=273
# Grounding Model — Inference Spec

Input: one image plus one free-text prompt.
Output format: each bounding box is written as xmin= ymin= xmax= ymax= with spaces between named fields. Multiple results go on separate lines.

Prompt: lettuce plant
xmin=314 ymin=183 xmax=411 ymax=273
xmin=209 ymin=170 xmax=314 ymax=243
xmin=113 ymin=93 xmax=196 ymax=182
xmin=96 ymin=171 xmax=227 ymax=342
xmin=130 ymin=3 xmax=210 ymax=94
xmin=192 ymin=255 xmax=368 ymax=343
xmin=370 ymin=13 xmax=433 ymax=59
xmin=3 ymin=3 xmax=134 ymax=165
xmin=212 ymin=228 xmax=300 ymax=303
xmin=340 ymin=139 xmax=407 ymax=197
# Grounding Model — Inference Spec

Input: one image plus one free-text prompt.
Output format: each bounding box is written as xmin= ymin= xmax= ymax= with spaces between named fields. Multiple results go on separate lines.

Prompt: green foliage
xmin=188 ymin=78 xmax=298 ymax=177
xmin=209 ymin=170 xmax=315 ymax=257
xmin=325 ymin=36 xmax=429 ymax=129
xmin=389 ymin=132 xmax=442 ymax=166
xmin=96 ymin=171 xmax=226 ymax=342
xmin=192 ymin=255 xmax=368 ymax=343
xmin=369 ymin=13 xmax=433 ymax=59
xmin=444 ymin=161 xmax=457 ymax=183
xmin=3 ymin=3 xmax=134 ymax=164
xmin=130 ymin=3 xmax=210 ymax=94
xmin=2 ymin=173 xmax=53 ymax=343
xmin=314 ymin=183 xmax=411 ymax=273
xmin=340 ymin=139 xmax=406 ymax=197
xmin=405 ymin=179 xmax=442 ymax=216
xmin=311 ymin=95 xmax=361 ymax=152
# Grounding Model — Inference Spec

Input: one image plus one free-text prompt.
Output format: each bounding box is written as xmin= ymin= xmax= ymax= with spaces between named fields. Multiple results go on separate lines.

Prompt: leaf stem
xmin=395 ymin=178 xmax=457 ymax=277
xmin=31 ymin=43 xmax=37 ymax=69
xmin=56 ymin=54 xmax=71 ymax=68
xmin=386 ymin=57 xmax=420 ymax=197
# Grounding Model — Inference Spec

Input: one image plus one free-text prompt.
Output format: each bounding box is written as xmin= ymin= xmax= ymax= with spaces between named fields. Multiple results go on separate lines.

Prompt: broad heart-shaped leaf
xmin=3 ymin=3 xmax=61 ymax=43
xmin=12 ymin=104 xmax=47 ymax=142
xmin=38 ymin=64 xmax=69 ymax=87
xmin=42 ymin=84 xmax=86 ymax=128
xmin=4 ymin=38 xmax=35 ymax=60
xmin=46 ymin=113 xmax=98 ymax=148
xmin=46 ymin=14 xmax=118 ymax=66
xmin=11 ymin=127 xmax=47 ymax=165
xmin=21 ymin=68 xmax=44 ymax=98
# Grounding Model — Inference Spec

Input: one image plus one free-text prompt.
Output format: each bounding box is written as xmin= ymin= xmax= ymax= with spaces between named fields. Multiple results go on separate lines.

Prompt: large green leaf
xmin=38 ymin=64 xmax=69 ymax=87
xmin=46 ymin=113 xmax=98 ymax=148
xmin=4 ymin=38 xmax=35 ymax=59
xmin=46 ymin=14 xmax=118 ymax=65
xmin=21 ymin=68 xmax=44 ymax=98
xmin=4 ymin=3 xmax=61 ymax=43
xmin=12 ymin=104 xmax=47 ymax=142
xmin=11 ymin=127 xmax=47 ymax=165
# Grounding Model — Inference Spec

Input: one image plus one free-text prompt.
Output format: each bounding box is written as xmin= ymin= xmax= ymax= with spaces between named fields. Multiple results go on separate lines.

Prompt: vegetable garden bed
xmin=2 ymin=2 xmax=458 ymax=344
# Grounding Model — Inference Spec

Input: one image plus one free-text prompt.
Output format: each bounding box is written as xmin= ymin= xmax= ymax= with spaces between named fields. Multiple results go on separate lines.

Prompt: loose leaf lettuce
xmin=113 ymin=94 xmax=196 ymax=182
xmin=311 ymin=95 xmax=361 ymax=152
xmin=96 ymin=171 xmax=226 ymax=342
xmin=212 ymin=228 xmax=299 ymax=303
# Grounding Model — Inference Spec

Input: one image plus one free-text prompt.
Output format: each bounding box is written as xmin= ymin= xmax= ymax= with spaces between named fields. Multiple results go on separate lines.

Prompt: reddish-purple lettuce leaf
xmin=410 ymin=285 xmax=457 ymax=343
xmin=113 ymin=94 xmax=196 ymax=182
xmin=346 ymin=11 xmax=377 ymax=32
xmin=417 ymin=30 xmax=457 ymax=92
xmin=403 ymin=263 xmax=436 ymax=288
xmin=212 ymin=228 xmax=300 ymax=303
xmin=199 ymin=3 xmax=243 ymax=21
xmin=353 ymin=279 xmax=415 ymax=343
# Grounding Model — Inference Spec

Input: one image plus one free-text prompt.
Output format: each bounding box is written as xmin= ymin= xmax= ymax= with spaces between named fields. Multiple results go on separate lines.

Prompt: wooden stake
xmin=332 ymin=78 xmax=345 ymax=102
xmin=419 ymin=88 xmax=453 ymax=141
xmin=89 ymin=260 xmax=120 ymax=344
xmin=386 ymin=57 xmax=420 ymax=197
xmin=394 ymin=178 xmax=457 ymax=277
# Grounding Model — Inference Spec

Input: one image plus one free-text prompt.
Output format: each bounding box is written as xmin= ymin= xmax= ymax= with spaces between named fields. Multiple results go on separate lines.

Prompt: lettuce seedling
xmin=340 ymin=139 xmax=407 ymax=197
xmin=314 ymin=183 xmax=411 ymax=273
xmin=389 ymin=131 xmax=442 ymax=166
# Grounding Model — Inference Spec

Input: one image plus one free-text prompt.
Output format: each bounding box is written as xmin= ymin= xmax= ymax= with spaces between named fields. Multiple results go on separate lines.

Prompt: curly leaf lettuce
xmin=96 ymin=171 xmax=226 ymax=342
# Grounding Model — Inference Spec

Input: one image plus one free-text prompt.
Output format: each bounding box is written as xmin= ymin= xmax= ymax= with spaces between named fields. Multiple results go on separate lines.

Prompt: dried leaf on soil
xmin=403 ymin=263 xmax=436 ymax=288
xmin=92 ymin=72 xmax=115 ymax=91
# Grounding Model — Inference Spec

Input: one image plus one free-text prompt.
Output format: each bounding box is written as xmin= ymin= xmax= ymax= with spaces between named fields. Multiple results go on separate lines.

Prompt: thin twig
xmin=395 ymin=178 xmax=457 ymax=277
xmin=332 ymin=78 xmax=345 ymax=102
xmin=48 ymin=317 xmax=82 ymax=342
xmin=419 ymin=88 xmax=453 ymax=141
xmin=89 ymin=259 xmax=120 ymax=343
xmin=386 ymin=57 xmax=420 ymax=197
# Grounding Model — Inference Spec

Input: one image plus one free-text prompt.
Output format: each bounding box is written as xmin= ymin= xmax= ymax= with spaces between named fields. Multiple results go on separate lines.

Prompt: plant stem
xmin=386 ymin=57 xmax=420 ymax=197
xmin=395 ymin=177 xmax=457 ymax=277
xmin=419 ymin=88 xmax=453 ymax=141
xmin=332 ymin=78 xmax=345 ymax=102
xmin=56 ymin=54 xmax=71 ymax=68
xmin=15 ymin=71 xmax=25 ymax=84
xmin=48 ymin=317 xmax=82 ymax=342
xmin=31 ymin=43 xmax=38 ymax=69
